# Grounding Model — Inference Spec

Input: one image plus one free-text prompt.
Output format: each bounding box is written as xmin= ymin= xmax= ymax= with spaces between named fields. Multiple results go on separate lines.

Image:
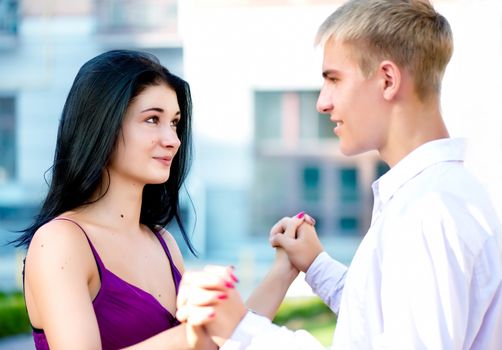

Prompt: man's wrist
xmin=305 ymin=250 xmax=324 ymax=271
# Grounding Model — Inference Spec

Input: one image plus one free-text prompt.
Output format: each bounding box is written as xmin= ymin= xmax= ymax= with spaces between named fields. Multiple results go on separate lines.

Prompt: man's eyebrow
xmin=322 ymin=69 xmax=340 ymax=78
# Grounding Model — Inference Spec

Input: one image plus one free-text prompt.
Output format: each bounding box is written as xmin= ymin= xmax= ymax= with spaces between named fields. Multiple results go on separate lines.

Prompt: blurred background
xmin=0 ymin=0 xmax=501 ymax=336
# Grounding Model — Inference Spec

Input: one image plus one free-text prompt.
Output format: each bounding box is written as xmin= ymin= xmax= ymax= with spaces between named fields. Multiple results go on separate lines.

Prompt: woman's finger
xmin=203 ymin=265 xmax=239 ymax=284
xmin=180 ymin=270 xmax=233 ymax=290
xmin=177 ymin=305 xmax=216 ymax=326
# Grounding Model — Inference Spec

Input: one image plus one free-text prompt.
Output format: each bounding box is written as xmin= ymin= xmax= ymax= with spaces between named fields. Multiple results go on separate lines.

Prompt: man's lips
xmin=332 ymin=120 xmax=343 ymax=135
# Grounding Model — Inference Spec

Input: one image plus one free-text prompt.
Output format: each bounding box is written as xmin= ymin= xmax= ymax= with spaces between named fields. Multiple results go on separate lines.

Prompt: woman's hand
xmin=185 ymin=324 xmax=218 ymax=350
xmin=176 ymin=266 xmax=246 ymax=347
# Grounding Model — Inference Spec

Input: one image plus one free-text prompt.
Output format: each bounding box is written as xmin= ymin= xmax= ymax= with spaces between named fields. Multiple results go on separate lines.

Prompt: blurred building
xmin=1 ymin=0 xmax=502 ymax=291
xmin=0 ymin=0 xmax=185 ymax=289
xmin=181 ymin=0 xmax=502 ymax=271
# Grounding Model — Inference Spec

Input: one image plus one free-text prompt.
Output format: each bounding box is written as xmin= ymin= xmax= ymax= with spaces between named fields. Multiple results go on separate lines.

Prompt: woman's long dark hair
xmin=14 ymin=50 xmax=196 ymax=255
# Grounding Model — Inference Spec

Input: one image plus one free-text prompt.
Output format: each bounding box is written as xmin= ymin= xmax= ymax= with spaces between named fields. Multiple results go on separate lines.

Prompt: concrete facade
xmin=0 ymin=0 xmax=501 ymax=291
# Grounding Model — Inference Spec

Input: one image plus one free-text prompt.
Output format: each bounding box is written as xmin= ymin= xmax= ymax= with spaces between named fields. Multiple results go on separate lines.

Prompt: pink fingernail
xmin=218 ymin=293 xmax=228 ymax=300
xmin=296 ymin=211 xmax=305 ymax=219
xmin=225 ymin=281 xmax=235 ymax=289
xmin=230 ymin=273 xmax=239 ymax=283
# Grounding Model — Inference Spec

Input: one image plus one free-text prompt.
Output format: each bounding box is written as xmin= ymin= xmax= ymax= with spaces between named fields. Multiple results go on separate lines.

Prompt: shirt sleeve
xmin=305 ymin=252 xmax=347 ymax=314
xmin=220 ymin=311 xmax=327 ymax=350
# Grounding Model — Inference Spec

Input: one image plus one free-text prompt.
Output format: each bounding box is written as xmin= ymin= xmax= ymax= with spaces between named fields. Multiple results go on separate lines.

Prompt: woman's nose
xmin=160 ymin=128 xmax=181 ymax=149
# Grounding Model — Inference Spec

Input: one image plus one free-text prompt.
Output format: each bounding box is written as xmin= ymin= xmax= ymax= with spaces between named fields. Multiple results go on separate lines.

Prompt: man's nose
xmin=316 ymin=87 xmax=333 ymax=114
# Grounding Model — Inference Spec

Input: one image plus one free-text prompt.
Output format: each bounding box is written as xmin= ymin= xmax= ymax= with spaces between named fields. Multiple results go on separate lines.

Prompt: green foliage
xmin=273 ymin=297 xmax=336 ymax=346
xmin=0 ymin=293 xmax=338 ymax=344
xmin=0 ymin=291 xmax=31 ymax=338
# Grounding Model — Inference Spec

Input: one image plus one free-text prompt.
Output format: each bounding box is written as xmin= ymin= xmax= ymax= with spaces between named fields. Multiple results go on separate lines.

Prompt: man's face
xmin=317 ymin=40 xmax=389 ymax=156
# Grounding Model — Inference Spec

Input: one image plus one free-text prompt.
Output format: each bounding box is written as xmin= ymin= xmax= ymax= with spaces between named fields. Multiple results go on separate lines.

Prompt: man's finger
xmin=304 ymin=213 xmax=316 ymax=226
xmin=270 ymin=232 xmax=295 ymax=250
xmin=269 ymin=216 xmax=294 ymax=237
xmin=283 ymin=217 xmax=305 ymax=238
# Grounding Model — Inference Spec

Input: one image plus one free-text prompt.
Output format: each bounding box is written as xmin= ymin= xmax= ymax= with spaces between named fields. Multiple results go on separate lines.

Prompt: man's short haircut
xmin=316 ymin=0 xmax=453 ymax=100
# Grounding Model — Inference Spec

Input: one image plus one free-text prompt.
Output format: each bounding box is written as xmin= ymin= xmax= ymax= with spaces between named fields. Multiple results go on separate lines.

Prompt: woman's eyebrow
xmin=141 ymin=107 xmax=164 ymax=113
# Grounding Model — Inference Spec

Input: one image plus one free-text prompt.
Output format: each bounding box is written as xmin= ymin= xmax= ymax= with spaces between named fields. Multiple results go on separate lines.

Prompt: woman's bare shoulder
xmin=26 ymin=218 xmax=94 ymax=280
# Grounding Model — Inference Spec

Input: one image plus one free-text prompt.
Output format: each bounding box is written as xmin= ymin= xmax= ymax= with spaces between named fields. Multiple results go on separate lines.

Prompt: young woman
xmin=14 ymin=50 xmax=217 ymax=350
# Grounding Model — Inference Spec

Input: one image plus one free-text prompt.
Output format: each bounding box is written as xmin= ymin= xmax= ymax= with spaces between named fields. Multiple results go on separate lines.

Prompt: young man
xmin=177 ymin=1 xmax=502 ymax=349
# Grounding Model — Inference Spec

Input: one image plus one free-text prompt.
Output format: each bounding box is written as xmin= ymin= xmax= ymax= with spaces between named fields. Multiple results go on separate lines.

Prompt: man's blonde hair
xmin=316 ymin=0 xmax=453 ymax=100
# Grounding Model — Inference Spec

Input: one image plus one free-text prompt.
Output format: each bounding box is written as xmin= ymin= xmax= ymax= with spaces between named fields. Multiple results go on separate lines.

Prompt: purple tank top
xmin=30 ymin=218 xmax=182 ymax=350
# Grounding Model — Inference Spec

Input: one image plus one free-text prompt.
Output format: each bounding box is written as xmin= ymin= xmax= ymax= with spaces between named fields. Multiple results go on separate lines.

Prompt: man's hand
xmin=270 ymin=216 xmax=323 ymax=272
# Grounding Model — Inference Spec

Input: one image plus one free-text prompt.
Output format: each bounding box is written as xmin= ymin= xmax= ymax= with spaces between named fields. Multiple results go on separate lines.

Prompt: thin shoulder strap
xmin=54 ymin=217 xmax=106 ymax=271
xmin=152 ymin=229 xmax=182 ymax=292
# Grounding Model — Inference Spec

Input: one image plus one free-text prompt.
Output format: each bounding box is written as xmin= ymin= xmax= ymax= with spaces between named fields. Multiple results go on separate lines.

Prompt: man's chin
xmin=339 ymin=144 xmax=371 ymax=157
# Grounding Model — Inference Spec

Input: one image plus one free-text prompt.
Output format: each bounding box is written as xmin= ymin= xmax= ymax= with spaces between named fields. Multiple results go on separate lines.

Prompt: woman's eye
xmin=146 ymin=116 xmax=159 ymax=124
xmin=170 ymin=119 xmax=180 ymax=128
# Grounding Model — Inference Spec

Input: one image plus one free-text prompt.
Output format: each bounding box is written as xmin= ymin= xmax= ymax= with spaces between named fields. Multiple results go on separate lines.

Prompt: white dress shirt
xmin=221 ymin=138 xmax=502 ymax=350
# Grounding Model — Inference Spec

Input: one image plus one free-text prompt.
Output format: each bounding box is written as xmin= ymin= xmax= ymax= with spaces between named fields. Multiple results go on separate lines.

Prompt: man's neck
xmin=381 ymin=96 xmax=449 ymax=167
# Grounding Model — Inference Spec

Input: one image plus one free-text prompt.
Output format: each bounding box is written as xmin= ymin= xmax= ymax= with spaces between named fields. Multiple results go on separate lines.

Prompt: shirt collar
xmin=372 ymin=138 xmax=466 ymax=206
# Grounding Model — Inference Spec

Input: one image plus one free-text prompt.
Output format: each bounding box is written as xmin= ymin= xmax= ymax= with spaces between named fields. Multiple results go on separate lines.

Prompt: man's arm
xmin=270 ymin=220 xmax=347 ymax=313
xmin=177 ymin=268 xmax=328 ymax=350
xmin=219 ymin=311 xmax=327 ymax=350
xmin=305 ymin=252 xmax=347 ymax=314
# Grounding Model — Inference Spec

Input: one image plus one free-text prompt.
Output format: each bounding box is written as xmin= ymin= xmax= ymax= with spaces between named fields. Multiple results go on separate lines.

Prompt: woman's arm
xmin=245 ymin=249 xmax=298 ymax=320
xmin=148 ymin=228 xmax=217 ymax=350
xmin=246 ymin=216 xmax=309 ymax=319
xmin=123 ymin=323 xmax=214 ymax=350
xmin=26 ymin=221 xmax=214 ymax=350
xmin=25 ymin=220 xmax=103 ymax=350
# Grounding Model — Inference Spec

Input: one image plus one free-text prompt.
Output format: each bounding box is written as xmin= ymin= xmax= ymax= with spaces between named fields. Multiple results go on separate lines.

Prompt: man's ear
xmin=378 ymin=60 xmax=401 ymax=101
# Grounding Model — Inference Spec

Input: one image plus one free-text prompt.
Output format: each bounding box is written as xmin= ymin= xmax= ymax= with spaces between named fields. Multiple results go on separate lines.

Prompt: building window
xmin=254 ymin=91 xmax=282 ymax=141
xmin=254 ymin=90 xmax=336 ymax=147
xmin=302 ymin=165 xmax=320 ymax=202
xmin=0 ymin=0 xmax=18 ymax=35
xmin=298 ymin=90 xmax=334 ymax=140
xmin=375 ymin=160 xmax=390 ymax=179
xmin=0 ymin=96 xmax=16 ymax=182
xmin=339 ymin=216 xmax=358 ymax=231
xmin=96 ymin=0 xmax=178 ymax=34
xmin=252 ymin=90 xmax=365 ymax=238
xmin=339 ymin=167 xmax=359 ymax=202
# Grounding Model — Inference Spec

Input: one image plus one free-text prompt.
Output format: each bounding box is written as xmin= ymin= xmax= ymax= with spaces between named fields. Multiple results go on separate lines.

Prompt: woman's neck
xmin=80 ymin=172 xmax=145 ymax=234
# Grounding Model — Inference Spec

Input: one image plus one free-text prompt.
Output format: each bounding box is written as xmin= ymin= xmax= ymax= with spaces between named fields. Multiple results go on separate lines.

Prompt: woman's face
xmin=108 ymin=83 xmax=181 ymax=186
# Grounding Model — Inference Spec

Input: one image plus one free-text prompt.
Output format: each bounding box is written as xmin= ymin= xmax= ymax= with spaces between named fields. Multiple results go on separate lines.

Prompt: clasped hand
xmin=176 ymin=213 xmax=324 ymax=348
